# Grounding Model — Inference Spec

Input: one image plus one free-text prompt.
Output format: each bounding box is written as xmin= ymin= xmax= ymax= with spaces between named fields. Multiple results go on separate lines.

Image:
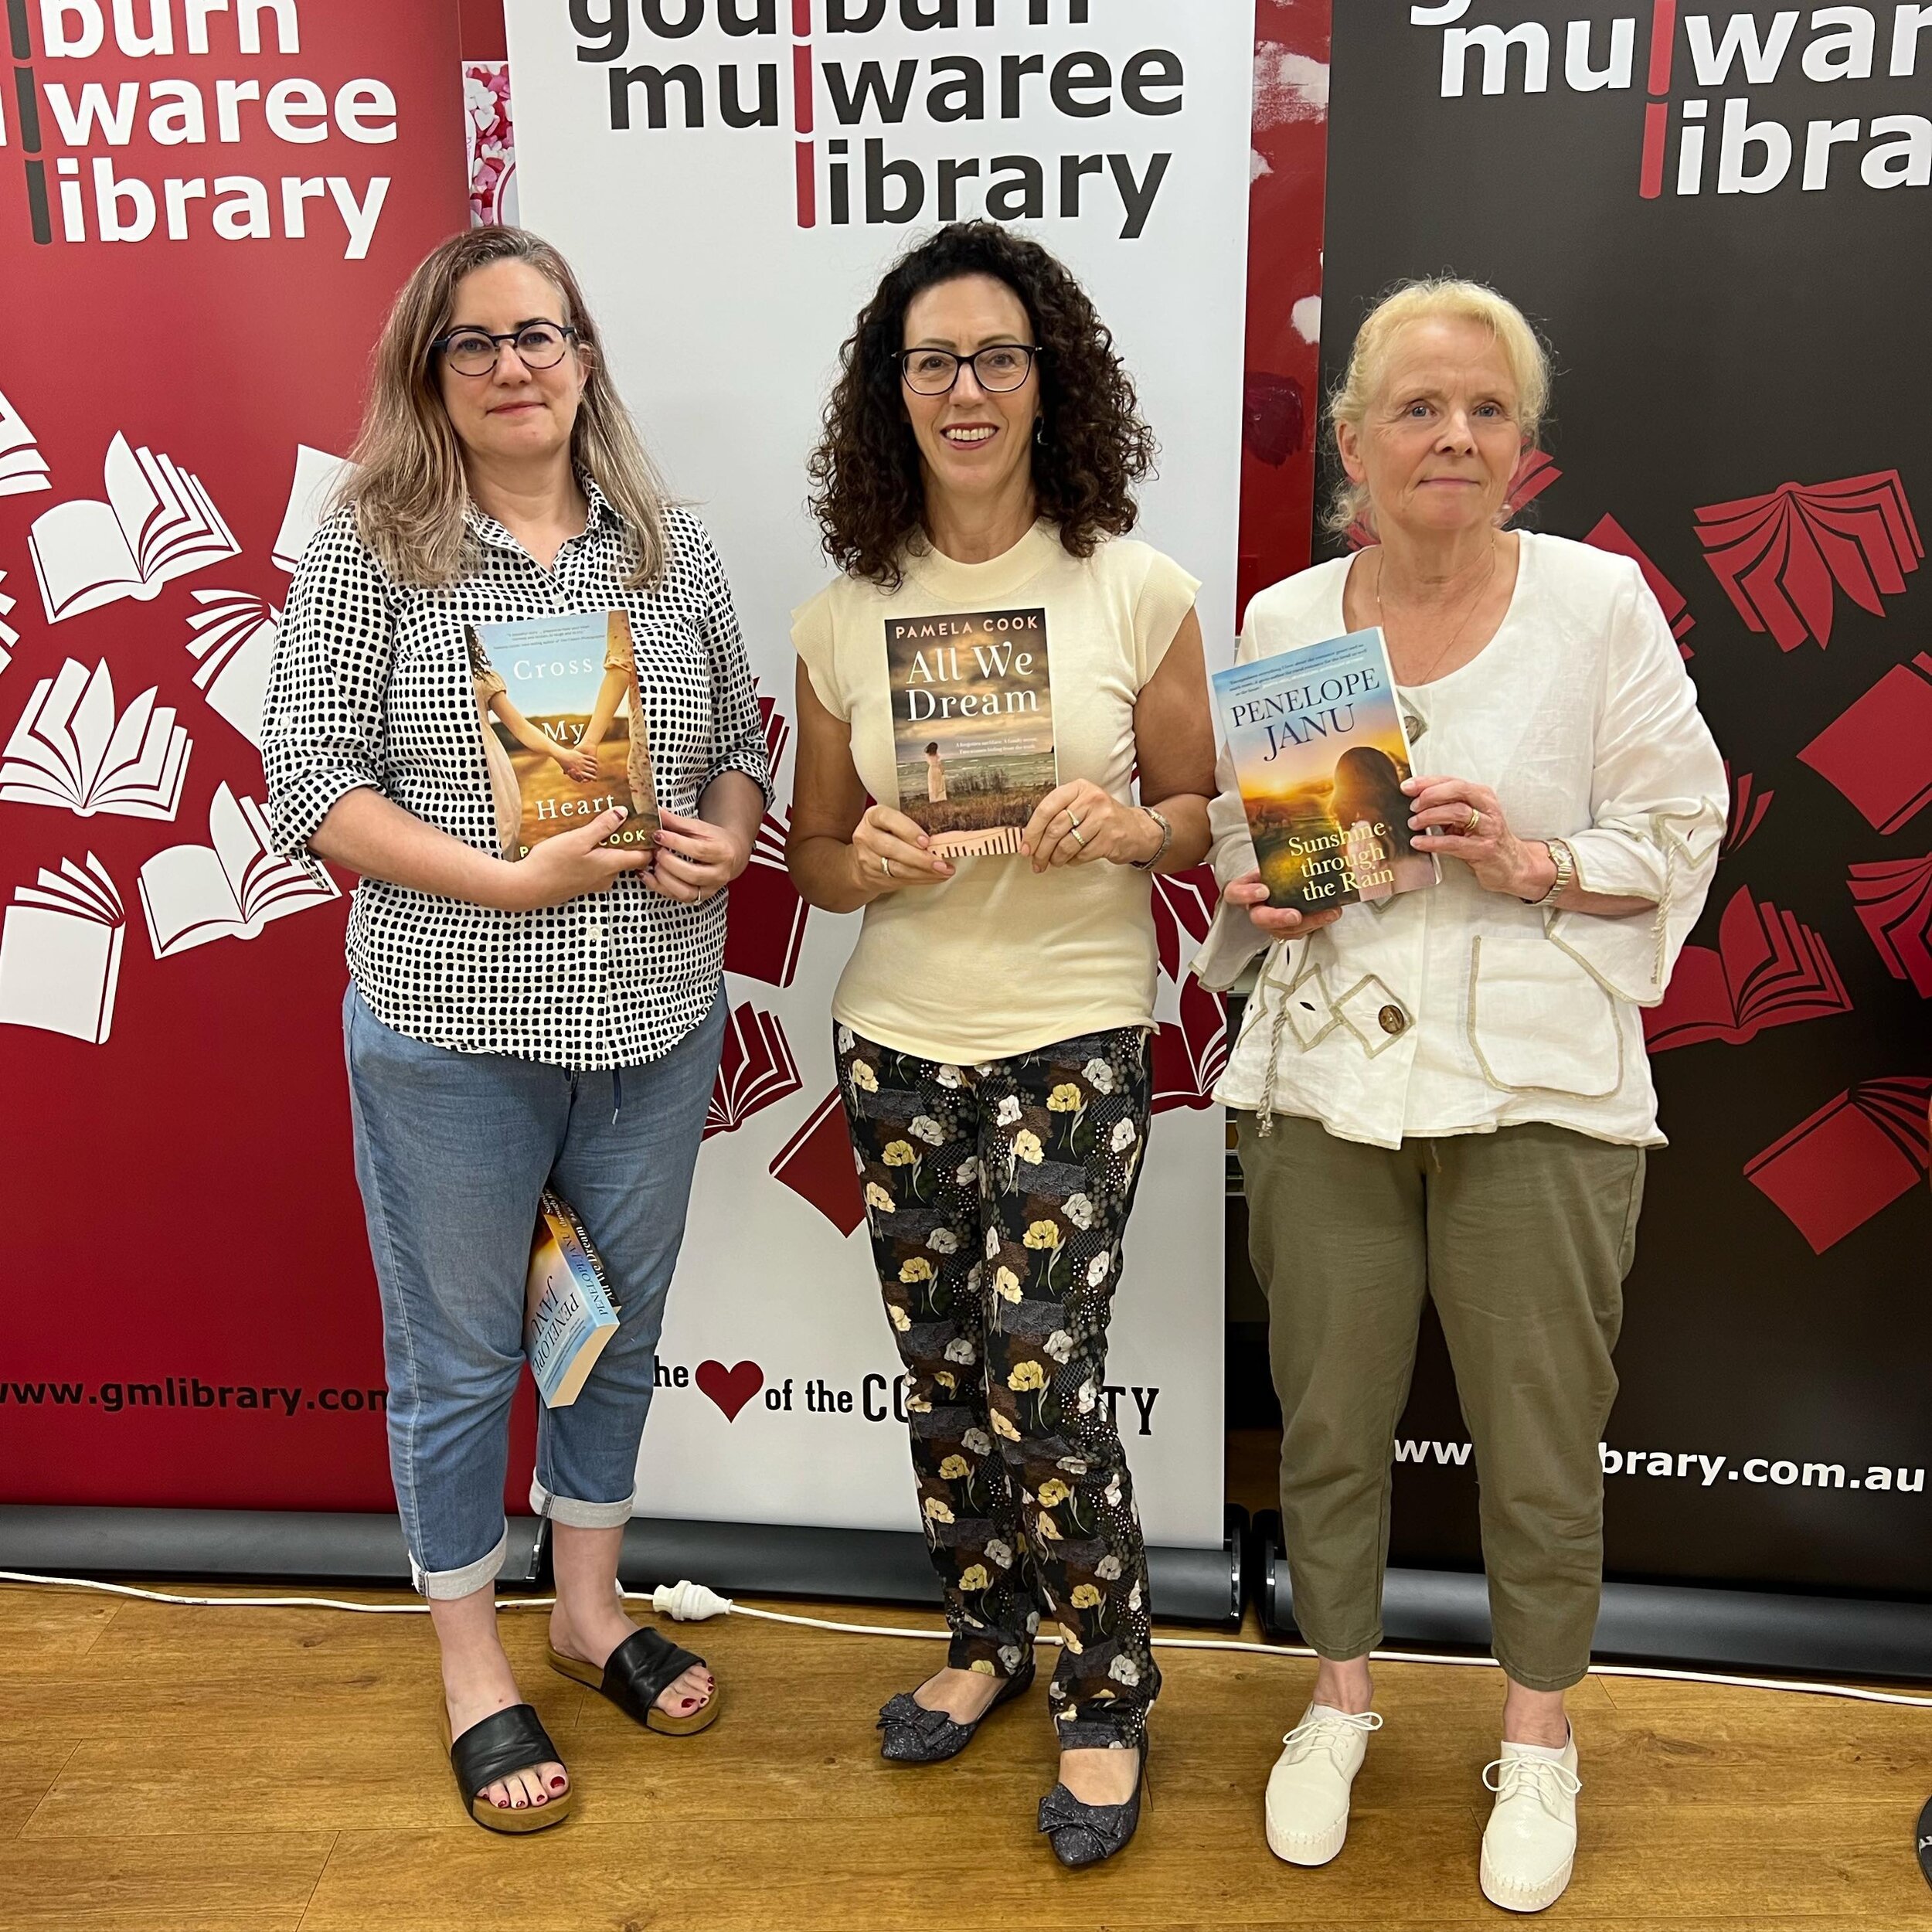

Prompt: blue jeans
xmin=342 ymin=984 xmax=725 ymax=1598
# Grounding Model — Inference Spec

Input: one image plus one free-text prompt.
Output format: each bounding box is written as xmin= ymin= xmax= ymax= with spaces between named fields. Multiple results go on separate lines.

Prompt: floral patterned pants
xmin=837 ymin=1023 xmax=1162 ymax=1749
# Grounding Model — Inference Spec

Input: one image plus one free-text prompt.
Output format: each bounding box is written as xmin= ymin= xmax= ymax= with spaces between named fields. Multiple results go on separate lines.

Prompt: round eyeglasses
xmin=432 ymin=321 xmax=578 ymax=379
xmin=897 ymin=343 xmax=1044 ymax=397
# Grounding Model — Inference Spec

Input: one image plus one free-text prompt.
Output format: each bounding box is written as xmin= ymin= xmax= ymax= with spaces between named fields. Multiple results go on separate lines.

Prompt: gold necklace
xmin=1372 ymin=538 xmax=1501 ymax=692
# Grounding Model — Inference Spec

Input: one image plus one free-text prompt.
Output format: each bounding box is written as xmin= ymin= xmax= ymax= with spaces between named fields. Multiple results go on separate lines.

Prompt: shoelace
xmin=1281 ymin=1709 xmax=1384 ymax=1764
xmin=1482 ymin=1753 xmax=1583 ymax=1818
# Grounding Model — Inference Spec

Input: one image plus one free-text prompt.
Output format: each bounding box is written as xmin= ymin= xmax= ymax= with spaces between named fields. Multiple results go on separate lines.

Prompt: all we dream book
xmin=1211 ymin=628 xmax=1439 ymax=914
xmin=888 ymin=606 xmax=1057 ymax=859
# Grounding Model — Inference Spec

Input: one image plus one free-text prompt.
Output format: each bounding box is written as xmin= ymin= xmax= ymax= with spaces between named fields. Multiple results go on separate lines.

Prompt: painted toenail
xmin=551 ymin=1777 xmax=566 ymax=1790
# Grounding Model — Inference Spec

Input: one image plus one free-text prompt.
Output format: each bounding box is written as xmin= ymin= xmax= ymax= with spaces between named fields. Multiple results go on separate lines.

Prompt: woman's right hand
xmin=848 ymin=804 xmax=954 ymax=899
xmin=492 ymin=808 xmax=653 ymax=910
xmin=1223 ymin=869 xmax=1346 ymax=940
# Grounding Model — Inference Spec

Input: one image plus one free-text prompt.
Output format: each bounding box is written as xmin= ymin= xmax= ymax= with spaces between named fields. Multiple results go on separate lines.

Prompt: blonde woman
xmin=263 ymin=226 xmax=770 ymax=1832
xmin=1196 ymin=279 xmax=1725 ymax=1911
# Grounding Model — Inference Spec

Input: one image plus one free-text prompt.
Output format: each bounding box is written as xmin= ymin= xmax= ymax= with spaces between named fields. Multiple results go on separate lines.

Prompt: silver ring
xmin=1067 ymin=810 xmax=1083 ymax=830
xmin=1070 ymin=827 xmax=1088 ymax=849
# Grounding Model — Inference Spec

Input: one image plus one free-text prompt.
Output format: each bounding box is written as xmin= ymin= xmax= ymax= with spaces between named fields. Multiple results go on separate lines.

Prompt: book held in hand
xmin=526 ymin=1191 xmax=621 ymax=1408
xmin=2 ymin=657 xmax=192 ymax=821
xmin=138 ymin=783 xmax=340 ymax=957
xmin=470 ymin=611 xmax=659 ymax=860
xmin=888 ymin=606 xmax=1056 ymax=859
xmin=29 ymin=432 xmax=237 ymax=622
xmin=1211 ymin=627 xmax=1437 ymax=913
xmin=0 ymin=854 xmax=124 ymax=1046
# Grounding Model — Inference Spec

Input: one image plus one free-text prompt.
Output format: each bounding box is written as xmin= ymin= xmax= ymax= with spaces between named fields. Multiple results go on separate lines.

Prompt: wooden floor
xmin=5 ymin=1568 xmax=1930 ymax=1931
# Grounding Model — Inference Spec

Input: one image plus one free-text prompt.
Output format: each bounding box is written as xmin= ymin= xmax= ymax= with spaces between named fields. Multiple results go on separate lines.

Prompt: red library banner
xmin=0 ymin=0 xmax=468 ymax=1507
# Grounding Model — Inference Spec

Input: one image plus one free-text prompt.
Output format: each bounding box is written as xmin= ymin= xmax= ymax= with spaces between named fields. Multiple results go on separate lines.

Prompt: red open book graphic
xmin=1723 ymin=764 xmax=1774 ymax=853
xmin=703 ymin=1002 xmax=801 ymax=1141
xmin=1745 ymin=1077 xmax=1931 ymax=1254
xmin=1848 ymin=854 xmax=1932 ymax=998
xmin=1798 ymin=653 xmax=1932 ymax=835
xmin=1152 ymin=975 xmax=1230 ymax=1114
xmin=1693 ymin=471 xmax=1922 ymax=651
xmin=1643 ymin=886 xmax=1851 ymax=1052
xmin=1584 ymin=514 xmax=1694 ymax=646
xmin=1151 ymin=866 xmax=1220 ymax=983
xmin=769 ymin=1090 xmax=867 ymax=1237
xmin=724 ymin=810 xmax=808 ymax=988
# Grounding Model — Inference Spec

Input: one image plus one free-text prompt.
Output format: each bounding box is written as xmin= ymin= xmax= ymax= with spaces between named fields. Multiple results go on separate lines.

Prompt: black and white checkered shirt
xmin=262 ymin=483 xmax=771 ymax=1070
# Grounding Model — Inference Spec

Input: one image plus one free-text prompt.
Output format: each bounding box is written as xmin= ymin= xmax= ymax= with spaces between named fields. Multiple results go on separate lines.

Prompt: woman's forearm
xmin=698 ymin=769 xmax=766 ymax=861
xmin=310 ymin=785 xmax=518 ymax=909
xmin=1145 ymin=794 xmax=1212 ymax=875
xmin=788 ymin=832 xmax=872 ymax=915
xmin=1514 ymin=841 xmax=1654 ymax=917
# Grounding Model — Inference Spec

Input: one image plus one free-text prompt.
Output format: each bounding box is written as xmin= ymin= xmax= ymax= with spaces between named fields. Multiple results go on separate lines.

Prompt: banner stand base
xmin=614 ymin=1509 xmax=1249 ymax=1627
xmin=0 ymin=1505 xmax=544 ymax=1587
xmin=1253 ymin=1513 xmax=1932 ymax=1682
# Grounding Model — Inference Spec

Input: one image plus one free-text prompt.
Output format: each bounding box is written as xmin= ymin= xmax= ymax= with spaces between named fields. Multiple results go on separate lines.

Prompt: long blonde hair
xmin=338 ymin=226 xmax=668 ymax=588
xmin=1325 ymin=277 xmax=1551 ymax=539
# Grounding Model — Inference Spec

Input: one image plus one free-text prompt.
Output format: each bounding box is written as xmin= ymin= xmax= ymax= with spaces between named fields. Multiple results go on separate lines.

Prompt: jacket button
xmin=1378 ymin=1004 xmax=1408 ymax=1036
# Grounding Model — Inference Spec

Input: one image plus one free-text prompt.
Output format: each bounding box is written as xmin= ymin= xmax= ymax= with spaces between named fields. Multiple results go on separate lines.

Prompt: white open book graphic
xmin=1 ymin=658 xmax=191 ymax=820
xmin=0 ymin=386 xmax=51 ymax=499
xmin=186 ymin=590 xmax=281 ymax=747
xmin=0 ymin=568 xmax=17 ymax=675
xmin=139 ymin=783 xmax=339 ymax=958
xmin=29 ymin=431 xmax=238 ymax=622
xmin=273 ymin=445 xmax=356 ymax=572
xmin=0 ymin=854 xmax=124 ymax=1045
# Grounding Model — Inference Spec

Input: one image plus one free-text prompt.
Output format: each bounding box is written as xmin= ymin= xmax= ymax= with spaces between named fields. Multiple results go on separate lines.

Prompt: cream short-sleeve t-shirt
xmin=791 ymin=522 xmax=1199 ymax=1065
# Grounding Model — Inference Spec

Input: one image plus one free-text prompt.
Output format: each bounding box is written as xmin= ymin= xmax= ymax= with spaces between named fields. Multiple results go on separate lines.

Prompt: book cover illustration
xmin=704 ymin=1002 xmax=802 ymax=1141
xmin=1210 ymin=627 xmax=1437 ymax=914
xmin=1798 ymin=651 xmax=1932 ymax=835
xmin=470 ymin=611 xmax=659 ymax=861
xmin=0 ymin=854 xmax=123 ymax=1046
xmin=29 ymin=431 xmax=238 ymax=622
xmin=138 ymin=783 xmax=341 ymax=958
xmin=887 ymin=606 xmax=1056 ymax=859
xmin=1745 ymin=1076 xmax=1932 ymax=1255
xmin=0 ymin=386 xmax=50 ymax=499
xmin=1 ymin=657 xmax=192 ymax=821
xmin=1849 ymin=853 xmax=1932 ymax=998
xmin=1643 ymin=886 xmax=1852 ymax=1052
xmin=526 ymin=1190 xmax=621 ymax=1409
xmin=185 ymin=590 xmax=281 ymax=748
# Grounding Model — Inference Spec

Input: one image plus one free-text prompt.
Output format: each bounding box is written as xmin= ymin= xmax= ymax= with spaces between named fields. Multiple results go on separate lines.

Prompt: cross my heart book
xmin=1211 ymin=627 xmax=1437 ymax=914
xmin=469 ymin=611 xmax=658 ymax=860
xmin=888 ymin=607 xmax=1056 ymax=859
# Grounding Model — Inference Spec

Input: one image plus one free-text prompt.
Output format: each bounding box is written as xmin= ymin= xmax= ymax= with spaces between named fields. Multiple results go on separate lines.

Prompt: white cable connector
xmin=2 ymin=1570 xmax=1930 ymax=1710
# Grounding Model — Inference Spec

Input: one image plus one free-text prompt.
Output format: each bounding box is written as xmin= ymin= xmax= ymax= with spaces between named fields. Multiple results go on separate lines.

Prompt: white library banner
xmin=506 ymin=0 xmax=1255 ymax=1549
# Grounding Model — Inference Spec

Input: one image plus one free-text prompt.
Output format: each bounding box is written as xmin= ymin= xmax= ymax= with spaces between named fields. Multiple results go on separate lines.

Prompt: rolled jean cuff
xmin=412 ymin=1525 xmax=509 ymax=1601
xmin=530 ymin=1477 xmax=637 ymax=1530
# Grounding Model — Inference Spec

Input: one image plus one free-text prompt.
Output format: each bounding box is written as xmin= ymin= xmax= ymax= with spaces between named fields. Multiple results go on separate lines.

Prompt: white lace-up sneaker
xmin=1479 ymin=1734 xmax=1582 ymax=1913
xmin=1264 ymin=1705 xmax=1383 ymax=1866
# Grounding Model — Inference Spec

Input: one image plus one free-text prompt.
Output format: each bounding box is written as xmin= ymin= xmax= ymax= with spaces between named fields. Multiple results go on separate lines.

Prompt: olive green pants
xmin=1237 ymin=1114 xmax=1645 ymax=1692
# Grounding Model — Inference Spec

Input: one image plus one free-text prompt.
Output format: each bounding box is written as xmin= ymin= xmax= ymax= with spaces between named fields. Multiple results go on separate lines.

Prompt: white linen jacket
xmin=1195 ymin=534 xmax=1727 ymax=1149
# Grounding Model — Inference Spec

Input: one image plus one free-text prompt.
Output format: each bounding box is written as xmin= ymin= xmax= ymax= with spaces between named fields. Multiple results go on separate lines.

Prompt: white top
xmin=1195 ymin=533 xmax=1726 ymax=1150
xmin=793 ymin=522 xmax=1200 ymax=1064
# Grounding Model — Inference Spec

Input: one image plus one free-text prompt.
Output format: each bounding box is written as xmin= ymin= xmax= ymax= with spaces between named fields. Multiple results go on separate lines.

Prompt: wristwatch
xmin=1131 ymin=806 xmax=1174 ymax=871
xmin=1526 ymin=836 xmax=1576 ymax=905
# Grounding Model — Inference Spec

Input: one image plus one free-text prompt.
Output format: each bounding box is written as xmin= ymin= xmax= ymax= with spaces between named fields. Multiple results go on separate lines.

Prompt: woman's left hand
xmin=1021 ymin=781 xmax=1157 ymax=872
xmin=643 ymin=809 xmax=751 ymax=903
xmin=1403 ymin=775 xmax=1556 ymax=900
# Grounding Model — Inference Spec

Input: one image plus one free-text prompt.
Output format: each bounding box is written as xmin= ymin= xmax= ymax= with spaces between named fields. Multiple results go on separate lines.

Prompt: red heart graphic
xmin=695 ymin=1359 xmax=764 ymax=1422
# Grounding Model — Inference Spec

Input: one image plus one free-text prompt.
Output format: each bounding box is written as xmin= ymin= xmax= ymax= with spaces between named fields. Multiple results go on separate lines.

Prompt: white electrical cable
xmin=5 ymin=1568 xmax=1930 ymax=1710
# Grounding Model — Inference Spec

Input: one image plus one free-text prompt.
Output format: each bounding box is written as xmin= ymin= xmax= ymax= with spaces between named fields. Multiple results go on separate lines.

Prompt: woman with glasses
xmin=263 ymin=226 xmax=769 ymax=1832
xmin=787 ymin=221 xmax=1217 ymax=1868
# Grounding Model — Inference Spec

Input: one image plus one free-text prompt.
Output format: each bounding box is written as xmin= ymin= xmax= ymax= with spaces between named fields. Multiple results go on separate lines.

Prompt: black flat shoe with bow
xmin=876 ymin=1659 xmax=1036 ymax=1764
xmin=548 ymin=1626 xmax=721 ymax=1736
xmin=1038 ymin=1739 xmax=1149 ymax=1869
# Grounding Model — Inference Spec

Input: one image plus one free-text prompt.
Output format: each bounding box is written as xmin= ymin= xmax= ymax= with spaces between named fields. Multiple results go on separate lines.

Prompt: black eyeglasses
xmin=432 ymin=321 xmax=578 ymax=378
xmin=897 ymin=343 xmax=1045 ymax=396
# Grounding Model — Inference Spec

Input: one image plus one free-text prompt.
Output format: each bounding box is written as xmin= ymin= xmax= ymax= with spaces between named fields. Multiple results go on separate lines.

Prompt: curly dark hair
xmin=807 ymin=221 xmax=1158 ymax=589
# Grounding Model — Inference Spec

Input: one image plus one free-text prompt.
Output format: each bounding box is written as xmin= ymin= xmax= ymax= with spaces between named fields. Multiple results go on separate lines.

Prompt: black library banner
xmin=1321 ymin=2 xmax=1931 ymax=1598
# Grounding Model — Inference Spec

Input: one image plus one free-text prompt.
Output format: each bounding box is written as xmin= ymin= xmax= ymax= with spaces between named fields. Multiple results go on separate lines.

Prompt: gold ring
xmin=1070 ymin=827 xmax=1087 ymax=849
xmin=1463 ymin=808 xmax=1481 ymax=836
xmin=1067 ymin=810 xmax=1083 ymax=831
xmin=882 ymin=857 xmax=893 ymax=878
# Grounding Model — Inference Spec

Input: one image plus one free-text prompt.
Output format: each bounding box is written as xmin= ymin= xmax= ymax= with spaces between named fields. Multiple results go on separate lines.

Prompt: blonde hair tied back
xmin=1325 ymin=277 xmax=1552 ymax=540
xmin=336 ymin=225 xmax=668 ymax=589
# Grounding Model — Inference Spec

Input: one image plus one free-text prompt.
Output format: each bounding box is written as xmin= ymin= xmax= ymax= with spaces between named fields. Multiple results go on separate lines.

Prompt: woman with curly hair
xmin=787 ymin=222 xmax=1216 ymax=1868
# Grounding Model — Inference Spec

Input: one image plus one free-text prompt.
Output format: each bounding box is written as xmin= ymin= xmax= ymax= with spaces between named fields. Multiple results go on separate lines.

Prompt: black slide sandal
xmin=549 ymin=1626 xmax=721 ymax=1736
xmin=442 ymin=1703 xmax=573 ymax=1833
